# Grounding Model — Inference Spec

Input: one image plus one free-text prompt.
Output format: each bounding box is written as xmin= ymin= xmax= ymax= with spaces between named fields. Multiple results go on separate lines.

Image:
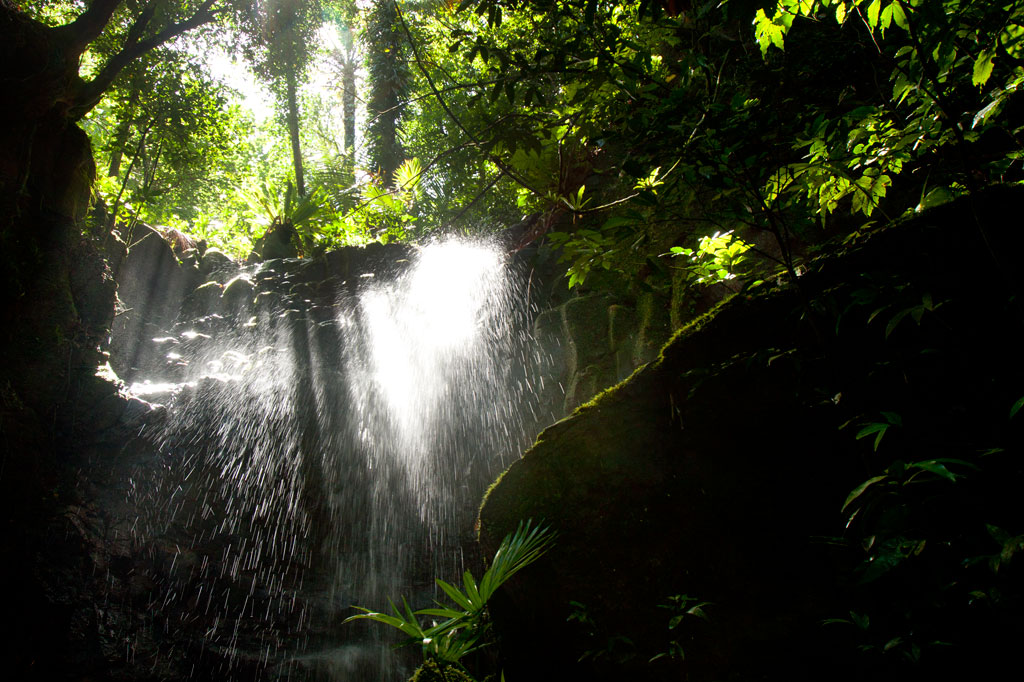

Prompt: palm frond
xmin=344 ymin=519 xmax=555 ymax=667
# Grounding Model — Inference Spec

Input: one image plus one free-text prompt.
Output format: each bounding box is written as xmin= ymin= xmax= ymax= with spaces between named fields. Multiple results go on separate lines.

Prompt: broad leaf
xmin=842 ymin=475 xmax=889 ymax=512
xmin=973 ymin=49 xmax=996 ymax=88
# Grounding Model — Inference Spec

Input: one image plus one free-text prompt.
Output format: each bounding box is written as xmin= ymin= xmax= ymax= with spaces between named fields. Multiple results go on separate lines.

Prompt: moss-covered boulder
xmin=479 ymin=186 xmax=1024 ymax=682
xmin=407 ymin=659 xmax=477 ymax=682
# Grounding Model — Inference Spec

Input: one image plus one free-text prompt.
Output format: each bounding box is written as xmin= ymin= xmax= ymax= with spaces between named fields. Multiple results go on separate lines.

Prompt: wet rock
xmin=255 ymin=289 xmax=283 ymax=315
xmin=221 ymin=274 xmax=256 ymax=316
xmin=110 ymin=223 xmax=197 ymax=380
xmin=289 ymin=281 xmax=315 ymax=301
xmin=70 ymin=236 xmax=117 ymax=342
xmin=295 ymin=256 xmax=328 ymax=283
xmin=180 ymin=279 xmax=223 ymax=319
xmin=198 ymin=247 xmax=233 ymax=278
xmin=325 ymin=248 xmax=350 ymax=279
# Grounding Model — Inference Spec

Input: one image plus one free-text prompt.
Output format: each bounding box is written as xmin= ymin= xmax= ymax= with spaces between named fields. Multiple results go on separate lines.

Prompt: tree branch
xmin=56 ymin=0 xmax=124 ymax=57
xmin=391 ymin=0 xmax=544 ymax=197
xmin=69 ymin=0 xmax=220 ymax=119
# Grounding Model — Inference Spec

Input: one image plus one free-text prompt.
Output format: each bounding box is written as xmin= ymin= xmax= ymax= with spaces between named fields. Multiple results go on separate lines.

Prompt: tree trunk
xmin=365 ymin=0 xmax=408 ymax=187
xmin=285 ymin=57 xmax=306 ymax=196
xmin=107 ymin=69 xmax=144 ymax=177
xmin=342 ymin=51 xmax=357 ymax=166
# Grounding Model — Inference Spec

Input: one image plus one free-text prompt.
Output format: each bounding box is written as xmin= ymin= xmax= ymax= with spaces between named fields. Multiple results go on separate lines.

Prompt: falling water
xmin=123 ymin=238 xmax=550 ymax=680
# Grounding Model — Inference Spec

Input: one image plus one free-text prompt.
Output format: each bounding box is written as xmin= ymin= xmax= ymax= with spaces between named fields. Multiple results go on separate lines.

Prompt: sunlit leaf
xmin=890 ymin=1 xmax=908 ymax=30
xmin=867 ymin=0 xmax=881 ymax=28
xmin=973 ymin=49 xmax=996 ymax=88
xmin=835 ymin=2 xmax=847 ymax=24
xmin=842 ymin=474 xmax=888 ymax=512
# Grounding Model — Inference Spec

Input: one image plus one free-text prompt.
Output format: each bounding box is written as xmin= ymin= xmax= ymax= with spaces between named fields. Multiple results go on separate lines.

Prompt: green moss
xmin=572 ymin=378 xmax=627 ymax=414
xmin=655 ymin=292 xmax=737 ymax=364
xmin=407 ymin=659 xmax=476 ymax=682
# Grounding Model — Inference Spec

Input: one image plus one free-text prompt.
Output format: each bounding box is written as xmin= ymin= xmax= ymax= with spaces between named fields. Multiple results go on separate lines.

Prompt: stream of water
xmin=123 ymin=238 xmax=551 ymax=680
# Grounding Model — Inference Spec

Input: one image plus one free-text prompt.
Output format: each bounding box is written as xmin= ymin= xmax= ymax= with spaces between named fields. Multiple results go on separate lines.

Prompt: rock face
xmin=478 ymin=187 xmax=1024 ymax=682
xmin=4 ymin=237 xmax=429 ymax=681
xmin=12 ymin=237 xmax=580 ymax=682
xmin=108 ymin=224 xmax=204 ymax=380
xmin=532 ymin=292 xmax=671 ymax=414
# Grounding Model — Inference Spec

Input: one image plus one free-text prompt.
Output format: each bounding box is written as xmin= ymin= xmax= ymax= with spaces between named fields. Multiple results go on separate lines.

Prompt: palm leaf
xmin=342 ymin=603 xmax=424 ymax=641
xmin=345 ymin=519 xmax=555 ymax=667
xmin=479 ymin=519 xmax=555 ymax=601
xmin=462 ymin=570 xmax=484 ymax=612
xmin=435 ymin=578 xmax=474 ymax=612
xmin=416 ymin=607 xmax=467 ymax=621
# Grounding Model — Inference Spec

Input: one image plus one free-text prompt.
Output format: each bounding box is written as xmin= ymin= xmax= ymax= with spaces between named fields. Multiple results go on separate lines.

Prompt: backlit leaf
xmin=867 ymin=0 xmax=881 ymax=28
xmin=835 ymin=2 xmax=847 ymax=24
xmin=973 ymin=49 xmax=996 ymax=88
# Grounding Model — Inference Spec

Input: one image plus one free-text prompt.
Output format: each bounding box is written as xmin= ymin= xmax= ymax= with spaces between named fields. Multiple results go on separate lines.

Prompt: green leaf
xmin=754 ymin=9 xmax=787 ymax=57
xmin=342 ymin=602 xmax=425 ymax=640
xmin=880 ymin=3 xmax=893 ymax=33
xmin=856 ymin=422 xmax=889 ymax=451
xmin=867 ymin=305 xmax=890 ymax=325
xmin=973 ymin=49 xmax=996 ymax=88
xmin=908 ymin=459 xmax=958 ymax=482
xmin=436 ymin=579 xmax=474 ymax=612
xmin=1010 ymin=395 xmax=1024 ymax=419
xmin=885 ymin=307 xmax=913 ymax=338
xmin=842 ymin=474 xmax=889 ymax=512
xmin=890 ymin=1 xmax=908 ymax=29
xmin=851 ymin=611 xmax=870 ymax=630
xmin=986 ymin=523 xmax=1010 ymax=544
xmin=867 ymin=0 xmax=881 ymax=28
xmin=973 ymin=98 xmax=1004 ymax=129
xmin=417 ymin=607 xmax=468 ymax=621
xmin=462 ymin=570 xmax=483 ymax=610
xmin=880 ymin=411 xmax=903 ymax=426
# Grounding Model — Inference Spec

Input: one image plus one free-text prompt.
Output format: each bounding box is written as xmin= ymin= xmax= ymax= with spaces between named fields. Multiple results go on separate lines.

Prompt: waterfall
xmin=122 ymin=238 xmax=550 ymax=681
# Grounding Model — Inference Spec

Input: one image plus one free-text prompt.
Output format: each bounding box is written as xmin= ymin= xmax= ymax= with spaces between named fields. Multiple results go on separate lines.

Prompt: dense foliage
xmin=4 ymin=2 xmax=1023 ymax=679
xmin=17 ymin=1 xmax=1023 ymax=270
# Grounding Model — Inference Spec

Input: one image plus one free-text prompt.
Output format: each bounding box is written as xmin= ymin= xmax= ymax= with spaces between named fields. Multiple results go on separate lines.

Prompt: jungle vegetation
xmin=1 ymin=2 xmax=1023 ymax=681
xmin=8 ymin=0 xmax=1020 ymax=284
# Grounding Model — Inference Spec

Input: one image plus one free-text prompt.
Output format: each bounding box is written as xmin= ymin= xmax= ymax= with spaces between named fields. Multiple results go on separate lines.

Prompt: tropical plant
xmin=345 ymin=519 xmax=555 ymax=676
xmin=752 ymin=0 xmax=1024 ymax=226
xmin=248 ymin=179 xmax=325 ymax=255
xmin=233 ymin=0 xmax=325 ymax=196
xmin=364 ymin=0 xmax=412 ymax=186
xmin=650 ymin=593 xmax=712 ymax=663
xmin=667 ymin=230 xmax=754 ymax=286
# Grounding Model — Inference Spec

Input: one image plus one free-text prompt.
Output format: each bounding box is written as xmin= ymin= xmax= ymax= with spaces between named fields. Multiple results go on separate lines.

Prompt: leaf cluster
xmin=345 ymin=520 xmax=555 ymax=676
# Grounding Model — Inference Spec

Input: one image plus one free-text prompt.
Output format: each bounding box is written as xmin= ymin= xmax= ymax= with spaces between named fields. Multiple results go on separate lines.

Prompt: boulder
xmin=479 ymin=186 xmax=1024 ymax=682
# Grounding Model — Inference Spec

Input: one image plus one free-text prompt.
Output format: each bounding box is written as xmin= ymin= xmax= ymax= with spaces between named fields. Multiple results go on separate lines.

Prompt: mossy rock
xmin=408 ymin=659 xmax=476 ymax=682
xmin=478 ymin=186 xmax=1024 ymax=682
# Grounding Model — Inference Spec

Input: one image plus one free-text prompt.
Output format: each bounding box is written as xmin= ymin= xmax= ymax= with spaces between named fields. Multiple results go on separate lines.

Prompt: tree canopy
xmin=10 ymin=0 xmax=1022 ymax=274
